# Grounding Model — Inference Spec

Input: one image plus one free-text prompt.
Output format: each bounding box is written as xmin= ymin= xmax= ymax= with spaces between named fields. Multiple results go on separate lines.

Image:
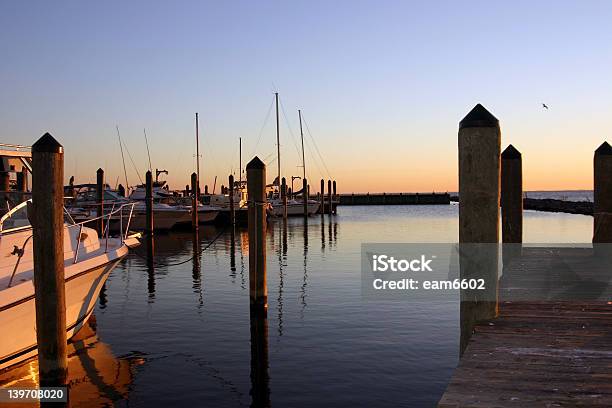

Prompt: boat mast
xmin=275 ymin=92 xmax=280 ymax=192
xmin=298 ymin=109 xmax=306 ymax=180
xmin=144 ymin=128 xmax=152 ymax=171
xmin=239 ymin=137 xmax=242 ymax=187
xmin=116 ymin=125 xmax=129 ymax=189
xmin=195 ymin=112 xmax=201 ymax=196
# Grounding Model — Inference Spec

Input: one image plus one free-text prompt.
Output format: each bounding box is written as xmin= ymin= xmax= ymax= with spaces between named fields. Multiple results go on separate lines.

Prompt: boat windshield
xmin=0 ymin=200 xmax=30 ymax=233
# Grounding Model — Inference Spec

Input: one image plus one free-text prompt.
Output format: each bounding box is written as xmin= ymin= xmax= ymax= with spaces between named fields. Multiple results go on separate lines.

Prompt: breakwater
xmin=450 ymin=195 xmax=593 ymax=215
xmin=338 ymin=193 xmax=450 ymax=205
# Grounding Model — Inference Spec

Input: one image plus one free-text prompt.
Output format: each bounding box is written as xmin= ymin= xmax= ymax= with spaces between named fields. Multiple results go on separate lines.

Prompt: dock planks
xmin=439 ymin=248 xmax=612 ymax=407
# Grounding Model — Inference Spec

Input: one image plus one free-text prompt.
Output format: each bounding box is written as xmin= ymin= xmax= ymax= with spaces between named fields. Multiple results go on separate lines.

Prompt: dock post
xmin=0 ymin=171 xmax=9 ymax=191
xmin=31 ymin=133 xmax=68 ymax=387
xmin=247 ymin=157 xmax=267 ymax=311
xmin=229 ymin=174 xmax=235 ymax=226
xmin=191 ymin=172 xmax=199 ymax=230
xmin=146 ymin=170 xmax=154 ymax=235
xmin=303 ymin=178 xmax=308 ymax=217
xmin=16 ymin=170 xmax=25 ymax=192
xmin=320 ymin=179 xmax=324 ymax=214
xmin=205 ymin=185 xmax=208 ymax=195
xmin=501 ymin=145 xmax=523 ymax=263
xmin=281 ymin=177 xmax=287 ymax=218
xmin=458 ymin=104 xmax=500 ymax=355
xmin=327 ymin=180 xmax=332 ymax=215
xmin=594 ymin=142 xmax=612 ymax=243
xmin=332 ymin=180 xmax=337 ymax=214
xmin=96 ymin=168 xmax=104 ymax=236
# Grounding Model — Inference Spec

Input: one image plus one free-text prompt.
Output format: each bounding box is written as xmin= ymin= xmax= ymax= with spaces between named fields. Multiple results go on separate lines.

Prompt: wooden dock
xmin=439 ymin=248 xmax=612 ymax=407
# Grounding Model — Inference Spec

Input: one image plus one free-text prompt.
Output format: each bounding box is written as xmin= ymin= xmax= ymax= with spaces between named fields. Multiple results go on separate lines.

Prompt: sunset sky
xmin=2 ymin=1 xmax=611 ymax=193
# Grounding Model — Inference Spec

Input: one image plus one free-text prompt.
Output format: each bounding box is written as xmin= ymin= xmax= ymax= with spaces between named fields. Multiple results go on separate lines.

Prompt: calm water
xmin=0 ymin=204 xmax=593 ymax=407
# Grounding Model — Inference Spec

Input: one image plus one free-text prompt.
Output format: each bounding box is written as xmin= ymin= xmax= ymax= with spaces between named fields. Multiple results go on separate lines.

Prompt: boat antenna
xmin=195 ymin=113 xmax=201 ymax=195
xmin=144 ymin=128 xmax=152 ymax=171
xmin=116 ymin=125 xmax=129 ymax=189
xmin=239 ymin=137 xmax=242 ymax=187
xmin=275 ymin=92 xmax=281 ymax=191
xmin=299 ymin=109 xmax=306 ymax=180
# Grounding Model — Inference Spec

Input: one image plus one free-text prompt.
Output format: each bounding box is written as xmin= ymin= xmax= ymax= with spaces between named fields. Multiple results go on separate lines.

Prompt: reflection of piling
xmin=593 ymin=142 xmax=612 ymax=243
xmin=229 ymin=174 xmax=235 ymax=226
xmin=327 ymin=180 xmax=332 ymax=215
xmin=501 ymin=145 xmax=523 ymax=264
xmin=230 ymin=228 xmax=236 ymax=272
xmin=247 ymin=157 xmax=267 ymax=311
xmin=249 ymin=310 xmax=270 ymax=408
xmin=458 ymin=104 xmax=500 ymax=355
xmin=31 ymin=133 xmax=68 ymax=387
xmin=303 ymin=178 xmax=308 ymax=217
xmin=96 ymin=168 xmax=104 ymax=236
xmin=147 ymin=235 xmax=155 ymax=299
xmin=281 ymin=177 xmax=287 ymax=219
xmin=191 ymin=172 xmax=199 ymax=230
xmin=320 ymin=179 xmax=324 ymax=214
xmin=145 ymin=171 xmax=154 ymax=235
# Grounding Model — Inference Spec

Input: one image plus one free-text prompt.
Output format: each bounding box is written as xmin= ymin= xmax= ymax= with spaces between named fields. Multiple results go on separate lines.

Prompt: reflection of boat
xmin=0 ymin=316 xmax=144 ymax=407
xmin=0 ymin=200 xmax=140 ymax=370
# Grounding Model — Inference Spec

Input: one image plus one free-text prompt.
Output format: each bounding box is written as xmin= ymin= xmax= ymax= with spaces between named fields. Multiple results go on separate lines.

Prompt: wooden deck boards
xmin=439 ymin=248 xmax=612 ymax=407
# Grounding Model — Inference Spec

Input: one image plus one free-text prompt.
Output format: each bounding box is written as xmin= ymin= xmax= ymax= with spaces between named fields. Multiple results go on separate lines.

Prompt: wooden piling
xmin=16 ymin=170 xmax=25 ymax=192
xmin=593 ymin=142 xmax=612 ymax=243
xmin=0 ymin=171 xmax=9 ymax=191
xmin=204 ymin=185 xmax=208 ymax=195
xmin=96 ymin=168 xmax=104 ymax=236
xmin=458 ymin=104 xmax=501 ymax=354
xmin=21 ymin=167 xmax=29 ymax=192
xmin=327 ymin=180 xmax=332 ymax=215
xmin=145 ymin=170 xmax=154 ymax=235
xmin=31 ymin=133 xmax=67 ymax=386
xmin=229 ymin=174 xmax=235 ymax=225
xmin=191 ymin=172 xmax=199 ymax=230
xmin=281 ymin=177 xmax=287 ymax=218
xmin=332 ymin=180 xmax=337 ymax=214
xmin=303 ymin=178 xmax=308 ymax=217
xmin=320 ymin=179 xmax=324 ymax=214
xmin=501 ymin=145 xmax=523 ymax=244
xmin=247 ymin=157 xmax=267 ymax=311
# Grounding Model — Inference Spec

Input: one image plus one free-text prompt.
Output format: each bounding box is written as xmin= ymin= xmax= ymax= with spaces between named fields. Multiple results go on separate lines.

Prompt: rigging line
xmin=250 ymin=95 xmax=275 ymax=158
xmin=122 ymin=138 xmax=144 ymax=185
xmin=278 ymin=97 xmax=306 ymax=162
xmin=301 ymin=114 xmax=332 ymax=179
xmin=144 ymin=128 xmax=152 ymax=171
xmin=116 ymin=126 xmax=130 ymax=189
xmin=300 ymin=126 xmax=326 ymax=179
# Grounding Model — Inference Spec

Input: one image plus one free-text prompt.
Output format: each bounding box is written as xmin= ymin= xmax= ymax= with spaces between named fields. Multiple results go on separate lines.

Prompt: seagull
xmin=542 ymin=103 xmax=549 ymax=110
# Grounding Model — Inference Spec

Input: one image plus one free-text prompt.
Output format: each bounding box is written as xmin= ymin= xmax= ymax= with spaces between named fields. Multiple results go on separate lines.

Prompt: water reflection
xmin=146 ymin=236 xmax=155 ymax=301
xmin=249 ymin=310 xmax=270 ymax=408
xmin=0 ymin=316 xmax=144 ymax=408
xmin=192 ymin=231 xmax=203 ymax=309
xmin=301 ymin=220 xmax=309 ymax=317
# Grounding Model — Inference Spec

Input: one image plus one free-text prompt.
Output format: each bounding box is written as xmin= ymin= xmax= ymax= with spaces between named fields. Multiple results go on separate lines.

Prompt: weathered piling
xmin=281 ymin=177 xmax=287 ymax=218
xmin=31 ymin=133 xmax=67 ymax=386
xmin=247 ymin=157 xmax=267 ymax=311
xmin=501 ymin=145 xmax=523 ymax=264
xmin=593 ymin=142 xmax=612 ymax=243
xmin=16 ymin=169 xmax=25 ymax=192
xmin=229 ymin=174 xmax=235 ymax=225
xmin=0 ymin=171 xmax=9 ymax=191
xmin=20 ymin=167 xmax=28 ymax=192
xmin=96 ymin=168 xmax=104 ymax=236
xmin=320 ymin=179 xmax=324 ymax=214
xmin=303 ymin=178 xmax=308 ymax=217
xmin=145 ymin=170 xmax=154 ymax=235
xmin=332 ymin=180 xmax=337 ymax=214
xmin=204 ymin=185 xmax=209 ymax=195
xmin=327 ymin=180 xmax=332 ymax=215
xmin=458 ymin=104 xmax=500 ymax=355
xmin=191 ymin=172 xmax=199 ymax=229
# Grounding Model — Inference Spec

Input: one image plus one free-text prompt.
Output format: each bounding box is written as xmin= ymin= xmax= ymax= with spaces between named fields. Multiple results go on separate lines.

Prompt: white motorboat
xmin=270 ymin=198 xmax=320 ymax=217
xmin=0 ymin=200 xmax=140 ymax=370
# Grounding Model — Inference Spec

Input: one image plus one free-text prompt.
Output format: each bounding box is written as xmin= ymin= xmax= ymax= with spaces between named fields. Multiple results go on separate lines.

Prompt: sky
xmin=2 ymin=0 xmax=612 ymax=193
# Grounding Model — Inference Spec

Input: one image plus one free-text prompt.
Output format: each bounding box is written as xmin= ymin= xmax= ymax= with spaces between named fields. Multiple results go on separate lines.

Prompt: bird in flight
xmin=542 ymin=103 xmax=549 ymax=110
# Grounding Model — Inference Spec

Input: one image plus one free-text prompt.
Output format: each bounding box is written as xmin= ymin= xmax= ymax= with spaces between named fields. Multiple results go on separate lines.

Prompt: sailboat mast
xmin=195 ymin=112 xmax=201 ymax=195
xmin=298 ymin=109 xmax=306 ymax=180
xmin=144 ymin=128 xmax=152 ymax=171
xmin=275 ymin=92 xmax=280 ymax=190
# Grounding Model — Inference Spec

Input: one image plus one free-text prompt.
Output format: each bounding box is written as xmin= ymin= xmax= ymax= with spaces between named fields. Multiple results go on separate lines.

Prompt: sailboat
xmin=269 ymin=95 xmax=320 ymax=217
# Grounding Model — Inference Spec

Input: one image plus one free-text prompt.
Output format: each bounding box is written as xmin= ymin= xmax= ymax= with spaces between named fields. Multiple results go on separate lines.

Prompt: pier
xmin=337 ymin=192 xmax=450 ymax=206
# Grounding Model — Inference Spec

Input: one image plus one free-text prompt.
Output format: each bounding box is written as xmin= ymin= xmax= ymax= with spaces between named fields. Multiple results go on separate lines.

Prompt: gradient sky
xmin=2 ymin=1 xmax=612 ymax=193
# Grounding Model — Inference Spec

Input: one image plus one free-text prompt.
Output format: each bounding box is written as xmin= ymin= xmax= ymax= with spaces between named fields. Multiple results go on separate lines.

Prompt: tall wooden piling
xmin=191 ymin=172 xmax=199 ymax=230
xmin=31 ymin=133 xmax=67 ymax=386
xmin=229 ymin=174 xmax=235 ymax=226
xmin=327 ymin=180 xmax=332 ymax=215
xmin=593 ymin=142 xmax=612 ymax=243
xmin=303 ymin=178 xmax=308 ymax=217
xmin=332 ymin=180 xmax=337 ymax=214
xmin=96 ymin=168 xmax=104 ymax=236
xmin=281 ymin=177 xmax=287 ymax=218
xmin=145 ymin=170 xmax=154 ymax=235
xmin=320 ymin=179 xmax=324 ymax=214
xmin=247 ymin=157 xmax=267 ymax=311
xmin=501 ymin=145 xmax=523 ymax=244
xmin=458 ymin=104 xmax=501 ymax=355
